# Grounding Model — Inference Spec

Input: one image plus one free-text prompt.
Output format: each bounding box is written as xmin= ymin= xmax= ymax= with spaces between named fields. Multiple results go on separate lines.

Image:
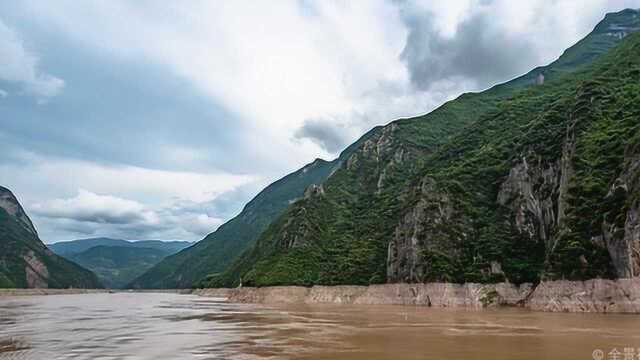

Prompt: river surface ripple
xmin=1 ymin=292 xmax=639 ymax=359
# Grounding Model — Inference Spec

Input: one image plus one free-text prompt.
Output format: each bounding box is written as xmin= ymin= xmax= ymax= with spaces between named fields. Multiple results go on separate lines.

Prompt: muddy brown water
xmin=0 ymin=292 xmax=638 ymax=359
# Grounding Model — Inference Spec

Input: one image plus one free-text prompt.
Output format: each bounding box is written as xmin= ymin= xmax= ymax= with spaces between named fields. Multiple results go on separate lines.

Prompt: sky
xmin=1 ymin=0 xmax=638 ymax=243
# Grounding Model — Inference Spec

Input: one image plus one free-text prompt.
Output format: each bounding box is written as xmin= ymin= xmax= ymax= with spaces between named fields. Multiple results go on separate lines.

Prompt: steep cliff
xmin=0 ymin=187 xmax=102 ymax=289
xmin=207 ymin=10 xmax=640 ymax=288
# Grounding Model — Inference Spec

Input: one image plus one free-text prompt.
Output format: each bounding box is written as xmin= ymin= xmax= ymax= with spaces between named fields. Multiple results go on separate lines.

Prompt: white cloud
xmin=0 ymin=152 xmax=266 ymax=241
xmin=0 ymin=19 xmax=64 ymax=100
xmin=33 ymin=189 xmax=150 ymax=224
xmin=31 ymin=189 xmax=226 ymax=240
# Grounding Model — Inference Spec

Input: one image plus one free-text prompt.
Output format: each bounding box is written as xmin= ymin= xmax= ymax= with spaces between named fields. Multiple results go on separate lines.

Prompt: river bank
xmin=194 ymin=278 xmax=640 ymax=313
xmin=0 ymin=288 xmax=109 ymax=297
xmin=0 ymin=288 xmax=191 ymax=297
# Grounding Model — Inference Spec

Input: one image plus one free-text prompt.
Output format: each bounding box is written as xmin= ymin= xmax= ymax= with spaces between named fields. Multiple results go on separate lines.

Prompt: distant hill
xmin=66 ymin=245 xmax=170 ymax=288
xmin=49 ymin=238 xmax=193 ymax=288
xmin=0 ymin=186 xmax=101 ymax=289
xmin=49 ymin=238 xmax=192 ymax=256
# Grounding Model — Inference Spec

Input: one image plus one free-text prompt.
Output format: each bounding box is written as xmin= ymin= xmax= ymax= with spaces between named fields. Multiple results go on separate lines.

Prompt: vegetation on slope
xmin=206 ymin=11 xmax=640 ymax=288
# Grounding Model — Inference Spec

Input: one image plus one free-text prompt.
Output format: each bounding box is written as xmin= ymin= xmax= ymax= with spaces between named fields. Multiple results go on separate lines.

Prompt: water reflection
xmin=0 ymin=293 xmax=639 ymax=359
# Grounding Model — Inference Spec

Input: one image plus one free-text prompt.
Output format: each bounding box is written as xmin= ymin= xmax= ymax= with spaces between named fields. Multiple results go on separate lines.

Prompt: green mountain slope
xmin=67 ymin=245 xmax=169 ymax=288
xmin=208 ymin=9 xmax=640 ymax=287
xmin=0 ymin=187 xmax=101 ymax=289
xmin=129 ymin=134 xmax=376 ymax=288
xmin=49 ymin=237 xmax=192 ymax=256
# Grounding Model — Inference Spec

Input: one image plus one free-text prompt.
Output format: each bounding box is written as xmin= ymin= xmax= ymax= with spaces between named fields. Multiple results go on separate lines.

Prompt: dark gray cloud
xmin=399 ymin=8 xmax=539 ymax=91
xmin=0 ymin=8 xmax=276 ymax=174
xmin=294 ymin=118 xmax=351 ymax=154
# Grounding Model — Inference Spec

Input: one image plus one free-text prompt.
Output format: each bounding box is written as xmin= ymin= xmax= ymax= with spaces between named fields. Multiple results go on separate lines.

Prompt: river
xmin=0 ymin=292 xmax=639 ymax=359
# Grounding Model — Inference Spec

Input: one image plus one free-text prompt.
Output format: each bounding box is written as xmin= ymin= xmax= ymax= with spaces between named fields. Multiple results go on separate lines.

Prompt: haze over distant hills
xmin=49 ymin=238 xmax=192 ymax=288
xmin=49 ymin=238 xmax=192 ymax=256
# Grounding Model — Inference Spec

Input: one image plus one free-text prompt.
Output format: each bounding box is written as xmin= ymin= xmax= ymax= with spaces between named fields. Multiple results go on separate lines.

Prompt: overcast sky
xmin=1 ymin=0 xmax=638 ymax=243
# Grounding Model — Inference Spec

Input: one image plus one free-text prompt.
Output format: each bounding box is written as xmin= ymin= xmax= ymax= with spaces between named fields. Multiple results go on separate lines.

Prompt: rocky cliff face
xmin=601 ymin=145 xmax=640 ymax=277
xmin=387 ymin=177 xmax=470 ymax=283
xmin=0 ymin=187 xmax=101 ymax=289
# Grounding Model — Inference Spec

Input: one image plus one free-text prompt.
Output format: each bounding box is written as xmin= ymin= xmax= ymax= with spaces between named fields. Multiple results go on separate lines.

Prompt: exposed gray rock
xmin=0 ymin=186 xmax=37 ymax=235
xmin=602 ymin=150 xmax=640 ymax=277
xmin=527 ymin=278 xmax=640 ymax=313
xmin=387 ymin=177 xmax=469 ymax=283
xmin=303 ymin=184 xmax=325 ymax=199
xmin=497 ymin=155 xmax=560 ymax=248
xmin=23 ymin=250 xmax=49 ymax=288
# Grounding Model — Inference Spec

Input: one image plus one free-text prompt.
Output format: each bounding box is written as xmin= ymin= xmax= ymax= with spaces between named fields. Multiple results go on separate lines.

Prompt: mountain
xmin=205 ymin=9 xmax=640 ymax=288
xmin=49 ymin=238 xmax=192 ymax=288
xmin=129 ymin=141 xmax=374 ymax=288
xmin=49 ymin=237 xmax=192 ymax=256
xmin=66 ymin=245 xmax=170 ymax=288
xmin=0 ymin=186 xmax=101 ymax=289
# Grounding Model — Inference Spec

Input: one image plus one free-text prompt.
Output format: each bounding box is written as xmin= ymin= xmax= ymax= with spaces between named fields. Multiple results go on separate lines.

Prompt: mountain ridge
xmin=206 ymin=9 xmax=640 ymax=288
xmin=49 ymin=237 xmax=192 ymax=256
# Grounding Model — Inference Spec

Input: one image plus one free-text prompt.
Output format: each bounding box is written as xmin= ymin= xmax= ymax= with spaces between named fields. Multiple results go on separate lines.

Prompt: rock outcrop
xmin=387 ymin=177 xmax=470 ymax=283
xmin=527 ymin=278 xmax=640 ymax=313
xmin=601 ymin=148 xmax=640 ymax=277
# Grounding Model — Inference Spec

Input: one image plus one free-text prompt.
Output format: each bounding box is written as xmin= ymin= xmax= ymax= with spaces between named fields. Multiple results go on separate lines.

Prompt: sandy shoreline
xmin=194 ymin=278 xmax=640 ymax=314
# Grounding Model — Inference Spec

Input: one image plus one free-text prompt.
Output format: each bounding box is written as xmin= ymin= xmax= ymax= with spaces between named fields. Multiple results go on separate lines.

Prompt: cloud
xmin=0 ymin=89 xmax=7 ymax=98
xmin=31 ymin=189 xmax=226 ymax=240
xmin=294 ymin=118 xmax=352 ymax=153
xmin=13 ymin=1 xmax=416 ymax=160
xmin=398 ymin=0 xmax=640 ymax=91
xmin=1 ymin=0 xmax=638 ymax=242
xmin=400 ymin=8 xmax=537 ymax=90
xmin=0 ymin=153 xmax=266 ymax=241
xmin=33 ymin=189 xmax=149 ymax=224
xmin=0 ymin=19 xmax=64 ymax=99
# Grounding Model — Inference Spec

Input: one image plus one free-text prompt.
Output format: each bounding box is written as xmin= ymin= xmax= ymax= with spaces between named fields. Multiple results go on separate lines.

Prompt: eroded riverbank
xmin=195 ymin=278 xmax=640 ymax=313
